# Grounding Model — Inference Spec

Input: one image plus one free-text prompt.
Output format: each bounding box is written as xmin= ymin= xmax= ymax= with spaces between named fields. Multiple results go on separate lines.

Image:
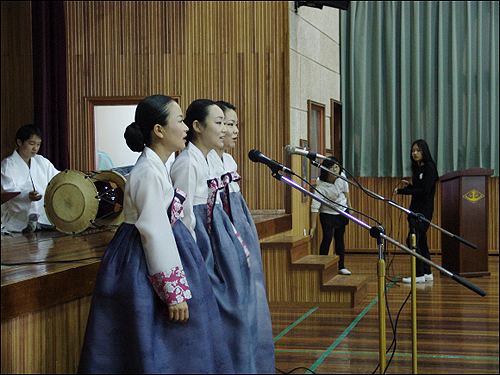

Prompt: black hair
xmin=215 ymin=101 xmax=236 ymax=113
xmin=410 ymin=139 xmax=436 ymax=176
xmin=124 ymin=95 xmax=175 ymax=152
xmin=319 ymin=157 xmax=342 ymax=182
xmin=15 ymin=124 xmax=43 ymax=145
xmin=184 ymin=99 xmax=217 ymax=143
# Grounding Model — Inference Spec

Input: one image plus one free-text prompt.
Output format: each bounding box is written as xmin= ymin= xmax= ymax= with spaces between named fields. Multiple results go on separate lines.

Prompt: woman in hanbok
xmin=170 ymin=99 xmax=262 ymax=373
xmin=208 ymin=101 xmax=275 ymax=373
xmin=78 ymin=95 xmax=233 ymax=374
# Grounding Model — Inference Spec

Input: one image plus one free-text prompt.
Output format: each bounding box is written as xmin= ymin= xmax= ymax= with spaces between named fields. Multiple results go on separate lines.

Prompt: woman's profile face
xmin=198 ymin=105 xmax=226 ymax=151
xmin=222 ymin=109 xmax=239 ymax=150
xmin=163 ymin=101 xmax=188 ymax=153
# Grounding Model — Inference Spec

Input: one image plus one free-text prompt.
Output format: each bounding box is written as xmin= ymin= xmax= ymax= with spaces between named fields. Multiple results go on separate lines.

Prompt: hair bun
xmin=124 ymin=122 xmax=145 ymax=152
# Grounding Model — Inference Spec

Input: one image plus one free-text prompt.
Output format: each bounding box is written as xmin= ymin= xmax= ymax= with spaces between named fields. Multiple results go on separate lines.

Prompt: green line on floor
xmin=275 ymin=349 xmax=499 ymax=361
xmin=273 ymin=306 xmax=319 ymax=343
xmin=306 ymin=279 xmax=398 ymax=373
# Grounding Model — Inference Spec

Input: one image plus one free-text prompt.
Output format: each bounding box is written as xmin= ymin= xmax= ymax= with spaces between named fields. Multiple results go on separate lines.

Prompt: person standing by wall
xmin=310 ymin=157 xmax=352 ymax=275
xmin=394 ymin=139 xmax=439 ymax=283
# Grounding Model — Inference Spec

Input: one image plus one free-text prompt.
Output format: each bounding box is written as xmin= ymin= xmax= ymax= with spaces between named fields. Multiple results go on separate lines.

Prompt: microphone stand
xmin=265 ymin=169 xmax=485 ymax=374
xmin=307 ymin=158 xmax=481 ymax=373
xmin=310 ymin=159 xmax=477 ymax=250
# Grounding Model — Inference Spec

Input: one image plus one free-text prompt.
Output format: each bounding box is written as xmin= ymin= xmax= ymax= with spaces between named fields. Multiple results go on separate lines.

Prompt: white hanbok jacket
xmin=1 ymin=150 xmax=60 ymax=232
xmin=124 ymin=147 xmax=185 ymax=277
xmin=171 ymin=142 xmax=221 ymax=241
xmin=123 ymin=147 xmax=191 ymax=305
xmin=207 ymin=150 xmax=241 ymax=193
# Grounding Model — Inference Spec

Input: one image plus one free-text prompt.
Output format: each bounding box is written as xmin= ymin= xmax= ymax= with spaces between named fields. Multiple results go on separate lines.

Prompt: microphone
xmin=284 ymin=145 xmax=328 ymax=160
xmin=248 ymin=149 xmax=293 ymax=174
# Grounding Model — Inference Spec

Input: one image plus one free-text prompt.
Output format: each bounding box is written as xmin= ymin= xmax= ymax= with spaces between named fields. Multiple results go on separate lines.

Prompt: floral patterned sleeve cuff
xmin=148 ymin=266 xmax=192 ymax=306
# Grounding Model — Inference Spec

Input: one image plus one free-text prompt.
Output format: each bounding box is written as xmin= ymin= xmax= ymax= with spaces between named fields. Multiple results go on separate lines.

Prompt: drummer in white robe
xmin=1 ymin=124 xmax=59 ymax=232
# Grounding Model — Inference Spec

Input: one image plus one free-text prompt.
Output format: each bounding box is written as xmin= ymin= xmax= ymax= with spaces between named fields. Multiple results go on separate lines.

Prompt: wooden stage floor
xmin=1 ymin=216 xmax=498 ymax=374
xmin=1 ymin=210 xmax=291 ymax=321
xmin=271 ymin=253 xmax=499 ymax=374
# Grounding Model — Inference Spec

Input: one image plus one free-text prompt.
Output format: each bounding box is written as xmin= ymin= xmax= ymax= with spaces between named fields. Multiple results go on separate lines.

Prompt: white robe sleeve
xmin=37 ymin=156 xmax=60 ymax=185
xmin=129 ymin=163 xmax=191 ymax=305
xmin=30 ymin=155 xmax=60 ymax=225
xmin=1 ymin=154 xmax=36 ymax=231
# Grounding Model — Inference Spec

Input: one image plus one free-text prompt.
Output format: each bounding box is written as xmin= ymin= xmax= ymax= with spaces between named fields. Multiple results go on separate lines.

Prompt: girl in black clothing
xmin=394 ymin=139 xmax=439 ymax=283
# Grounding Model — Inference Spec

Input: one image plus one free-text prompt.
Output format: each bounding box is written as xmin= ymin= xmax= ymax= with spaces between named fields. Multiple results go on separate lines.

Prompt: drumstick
xmin=29 ymin=171 xmax=36 ymax=192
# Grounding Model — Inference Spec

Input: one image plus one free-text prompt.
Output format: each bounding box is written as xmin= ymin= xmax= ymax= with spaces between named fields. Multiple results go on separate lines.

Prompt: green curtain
xmin=341 ymin=1 xmax=499 ymax=177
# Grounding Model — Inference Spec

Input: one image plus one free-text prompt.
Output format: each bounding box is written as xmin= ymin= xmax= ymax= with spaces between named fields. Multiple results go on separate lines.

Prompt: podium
xmin=440 ymin=167 xmax=493 ymax=277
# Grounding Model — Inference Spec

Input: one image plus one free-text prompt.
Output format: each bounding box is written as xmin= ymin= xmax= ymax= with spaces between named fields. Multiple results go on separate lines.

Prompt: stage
xmin=1 ymin=210 xmax=291 ymax=321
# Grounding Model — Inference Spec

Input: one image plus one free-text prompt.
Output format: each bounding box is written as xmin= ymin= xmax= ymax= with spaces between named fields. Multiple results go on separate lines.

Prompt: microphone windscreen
xmin=248 ymin=149 xmax=262 ymax=162
xmin=284 ymin=145 xmax=295 ymax=155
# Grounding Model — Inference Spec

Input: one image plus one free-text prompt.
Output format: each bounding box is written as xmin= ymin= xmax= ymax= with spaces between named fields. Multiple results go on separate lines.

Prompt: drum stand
xmin=265 ymin=170 xmax=486 ymax=374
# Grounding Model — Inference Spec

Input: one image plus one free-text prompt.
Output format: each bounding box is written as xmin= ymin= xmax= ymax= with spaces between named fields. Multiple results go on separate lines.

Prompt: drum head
xmin=44 ymin=170 xmax=99 ymax=234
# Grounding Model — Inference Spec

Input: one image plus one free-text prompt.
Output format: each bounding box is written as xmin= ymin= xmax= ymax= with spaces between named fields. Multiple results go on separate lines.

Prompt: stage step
xmin=322 ymin=275 xmax=370 ymax=308
xmin=291 ymin=254 xmax=338 ymax=269
xmin=260 ymin=235 xmax=368 ymax=308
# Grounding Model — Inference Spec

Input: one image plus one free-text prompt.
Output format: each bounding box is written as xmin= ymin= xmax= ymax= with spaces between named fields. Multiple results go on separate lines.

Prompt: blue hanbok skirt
xmin=193 ymin=203 xmax=262 ymax=373
xmin=77 ymin=222 xmax=234 ymax=374
xmin=228 ymin=191 xmax=276 ymax=374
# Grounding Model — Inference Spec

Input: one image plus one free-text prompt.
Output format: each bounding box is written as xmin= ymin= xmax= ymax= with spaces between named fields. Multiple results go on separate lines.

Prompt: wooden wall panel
xmin=488 ymin=176 xmax=499 ymax=253
xmin=3 ymin=1 xmax=497 ymax=246
xmin=0 ymin=1 xmax=34 ymax=161
xmin=1 ymin=295 xmax=92 ymax=374
xmin=65 ymin=1 xmax=290 ymax=211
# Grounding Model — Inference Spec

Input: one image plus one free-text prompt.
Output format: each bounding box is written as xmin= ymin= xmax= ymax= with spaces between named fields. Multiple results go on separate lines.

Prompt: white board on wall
xmin=94 ymin=105 xmax=140 ymax=169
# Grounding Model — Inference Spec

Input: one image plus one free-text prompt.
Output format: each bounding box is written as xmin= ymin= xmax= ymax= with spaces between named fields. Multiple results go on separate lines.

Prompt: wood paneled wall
xmin=1 ymin=295 xmax=92 ymax=374
xmin=65 ymin=0 xmax=290 ymax=211
xmin=487 ymin=176 xmax=499 ymax=253
xmin=4 ymin=1 xmax=497 ymax=249
xmin=0 ymin=1 xmax=34 ymax=162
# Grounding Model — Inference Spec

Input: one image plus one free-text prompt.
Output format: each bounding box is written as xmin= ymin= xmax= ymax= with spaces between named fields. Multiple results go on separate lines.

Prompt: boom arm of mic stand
xmin=272 ymin=172 xmax=486 ymax=297
xmin=310 ymin=160 xmax=477 ymax=249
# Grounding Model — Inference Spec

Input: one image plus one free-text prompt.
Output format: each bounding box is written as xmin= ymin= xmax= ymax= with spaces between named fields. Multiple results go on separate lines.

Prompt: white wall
xmin=94 ymin=105 xmax=140 ymax=169
xmin=288 ymin=1 xmax=341 ymax=149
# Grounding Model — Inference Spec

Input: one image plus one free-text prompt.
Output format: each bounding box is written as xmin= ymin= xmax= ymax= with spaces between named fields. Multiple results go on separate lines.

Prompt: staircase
xmin=260 ymin=235 xmax=369 ymax=308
